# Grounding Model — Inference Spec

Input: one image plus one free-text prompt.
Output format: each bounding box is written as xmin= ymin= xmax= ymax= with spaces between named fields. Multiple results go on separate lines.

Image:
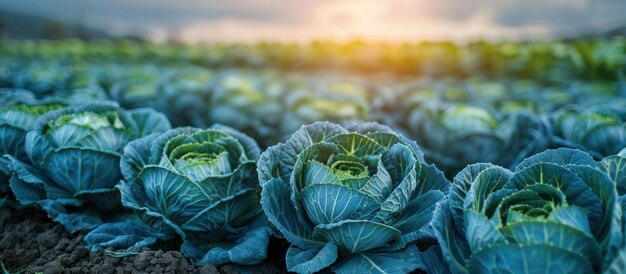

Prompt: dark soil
xmin=0 ymin=206 xmax=288 ymax=274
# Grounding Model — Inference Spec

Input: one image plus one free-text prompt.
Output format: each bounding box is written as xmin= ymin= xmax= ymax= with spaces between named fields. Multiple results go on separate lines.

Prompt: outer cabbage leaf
xmin=331 ymin=243 xmax=426 ymax=274
xmin=83 ymin=214 xmax=168 ymax=252
xmin=605 ymin=244 xmax=626 ymax=274
xmin=286 ymin=242 xmax=339 ymax=274
xmin=181 ymin=215 xmax=273 ymax=266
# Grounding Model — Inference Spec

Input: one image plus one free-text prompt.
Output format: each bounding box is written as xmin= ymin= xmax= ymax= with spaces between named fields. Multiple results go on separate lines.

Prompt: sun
xmin=312 ymin=0 xmax=391 ymax=40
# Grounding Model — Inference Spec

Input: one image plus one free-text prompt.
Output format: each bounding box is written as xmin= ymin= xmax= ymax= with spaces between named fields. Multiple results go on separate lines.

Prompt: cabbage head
xmin=408 ymin=103 xmax=548 ymax=177
xmin=15 ymin=63 xmax=67 ymax=97
xmin=0 ymin=88 xmax=37 ymax=106
xmin=0 ymin=95 xmax=67 ymax=204
xmin=108 ymin=65 xmax=161 ymax=109
xmin=86 ymin=125 xmax=273 ymax=266
xmin=5 ymin=102 xmax=171 ymax=232
xmin=209 ymin=72 xmax=285 ymax=145
xmin=285 ymin=91 xmax=369 ymax=127
xmin=550 ymin=105 xmax=626 ymax=159
xmin=258 ymin=122 xmax=450 ymax=274
xmin=602 ymin=146 xmax=626 ymax=274
xmin=0 ymin=100 xmax=66 ymax=162
xmin=156 ymin=67 xmax=213 ymax=127
xmin=433 ymin=148 xmax=622 ymax=274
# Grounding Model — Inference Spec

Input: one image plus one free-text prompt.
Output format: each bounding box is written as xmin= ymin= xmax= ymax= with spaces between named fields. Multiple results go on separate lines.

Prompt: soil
xmin=0 ymin=206 xmax=288 ymax=274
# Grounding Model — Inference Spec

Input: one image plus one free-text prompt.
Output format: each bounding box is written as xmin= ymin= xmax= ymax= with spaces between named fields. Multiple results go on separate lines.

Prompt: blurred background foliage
xmin=1 ymin=38 xmax=624 ymax=177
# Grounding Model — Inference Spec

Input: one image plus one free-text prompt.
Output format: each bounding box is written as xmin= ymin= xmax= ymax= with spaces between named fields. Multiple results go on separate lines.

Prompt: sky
xmin=1 ymin=0 xmax=625 ymax=42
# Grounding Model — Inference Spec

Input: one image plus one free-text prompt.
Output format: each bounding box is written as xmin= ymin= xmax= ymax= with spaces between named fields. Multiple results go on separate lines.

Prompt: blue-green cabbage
xmin=108 ymin=65 xmax=162 ymax=109
xmin=155 ymin=70 xmax=288 ymax=146
xmin=408 ymin=103 xmax=548 ymax=177
xmin=599 ymin=147 xmax=626 ymax=272
xmin=14 ymin=63 xmax=68 ymax=97
xmin=600 ymin=147 xmax=626 ymax=202
xmin=156 ymin=67 xmax=213 ymax=127
xmin=0 ymin=101 xmax=67 ymax=162
xmin=550 ymin=105 xmax=626 ymax=159
xmin=0 ymin=93 xmax=68 ymax=205
xmin=5 ymin=102 xmax=171 ymax=232
xmin=208 ymin=72 xmax=286 ymax=145
xmin=286 ymin=92 xmax=368 ymax=126
xmin=0 ymin=88 xmax=37 ymax=105
xmin=0 ymin=89 xmax=38 ymax=191
xmin=85 ymin=125 xmax=273 ymax=266
xmin=258 ymin=122 xmax=449 ymax=273
xmin=433 ymin=148 xmax=622 ymax=273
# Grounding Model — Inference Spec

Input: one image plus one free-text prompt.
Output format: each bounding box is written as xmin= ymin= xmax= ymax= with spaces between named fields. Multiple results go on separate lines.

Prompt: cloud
xmin=0 ymin=0 xmax=624 ymax=41
xmin=490 ymin=0 xmax=626 ymax=34
xmin=0 ymin=0 xmax=325 ymax=25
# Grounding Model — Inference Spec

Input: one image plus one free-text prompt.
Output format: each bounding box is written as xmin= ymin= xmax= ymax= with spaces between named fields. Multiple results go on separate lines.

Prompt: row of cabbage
xmin=1 ymin=38 xmax=625 ymax=82
xmin=2 ymin=60 xmax=625 ymax=176
xmin=1 ymin=39 xmax=626 ymax=272
xmin=1 ymin=87 xmax=626 ymax=273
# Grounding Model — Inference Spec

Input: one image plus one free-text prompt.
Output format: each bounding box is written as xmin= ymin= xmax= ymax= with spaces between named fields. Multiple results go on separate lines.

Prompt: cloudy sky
xmin=1 ymin=0 xmax=625 ymax=42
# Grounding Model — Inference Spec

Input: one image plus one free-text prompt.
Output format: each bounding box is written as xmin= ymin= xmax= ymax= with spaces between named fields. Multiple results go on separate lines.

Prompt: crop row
xmin=0 ymin=41 xmax=625 ymax=273
xmin=1 ymin=38 xmax=625 ymax=82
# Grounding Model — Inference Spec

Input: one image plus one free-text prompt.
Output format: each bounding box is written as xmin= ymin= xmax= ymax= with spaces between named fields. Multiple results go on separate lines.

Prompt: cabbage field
xmin=0 ymin=39 xmax=626 ymax=273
